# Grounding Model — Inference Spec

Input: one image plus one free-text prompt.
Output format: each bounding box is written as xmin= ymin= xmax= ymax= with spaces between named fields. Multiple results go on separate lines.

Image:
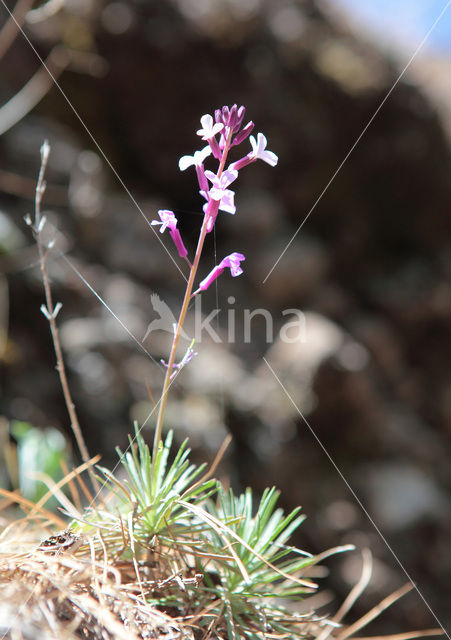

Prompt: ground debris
xmin=0 ymin=536 xmax=192 ymax=640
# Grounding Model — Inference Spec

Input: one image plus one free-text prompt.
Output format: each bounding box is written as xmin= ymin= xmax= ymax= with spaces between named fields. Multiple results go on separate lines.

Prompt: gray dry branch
xmin=26 ymin=140 xmax=101 ymax=495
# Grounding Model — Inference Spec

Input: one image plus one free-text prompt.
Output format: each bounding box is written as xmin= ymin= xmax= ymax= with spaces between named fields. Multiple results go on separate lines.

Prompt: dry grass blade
xmin=0 ymin=46 xmax=70 ymax=136
xmin=317 ymin=548 xmax=373 ymax=640
xmin=181 ymin=434 xmax=232 ymax=498
xmin=29 ymin=142 xmax=101 ymax=496
xmin=0 ymin=455 xmax=102 ymax=542
xmin=0 ymin=487 xmax=66 ymax=529
xmin=334 ymin=548 xmax=373 ymax=621
xmin=128 ymin=509 xmax=146 ymax=603
xmin=0 ymin=0 xmax=34 ymax=61
xmin=311 ymin=545 xmax=356 ymax=569
xmin=32 ymin=454 xmax=102 ymax=512
xmin=350 ymin=631 xmax=445 ymax=640
xmin=336 ymin=583 xmax=413 ymax=640
xmin=28 ymin=470 xmax=84 ymax=519
xmin=61 ymin=457 xmax=82 ymax=513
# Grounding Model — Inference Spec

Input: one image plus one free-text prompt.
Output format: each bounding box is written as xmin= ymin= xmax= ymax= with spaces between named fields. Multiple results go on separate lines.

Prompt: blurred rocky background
xmin=0 ymin=0 xmax=450 ymax=635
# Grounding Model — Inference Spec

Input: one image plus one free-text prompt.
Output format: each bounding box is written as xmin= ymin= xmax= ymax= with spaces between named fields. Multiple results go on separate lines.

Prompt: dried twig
xmin=336 ymin=583 xmax=413 ymax=640
xmin=0 ymin=0 xmax=34 ymax=61
xmin=0 ymin=46 xmax=69 ymax=135
xmin=317 ymin=548 xmax=374 ymax=640
xmin=26 ymin=0 xmax=64 ymax=24
xmin=350 ymin=632 xmax=445 ymax=640
xmin=27 ymin=140 xmax=101 ymax=495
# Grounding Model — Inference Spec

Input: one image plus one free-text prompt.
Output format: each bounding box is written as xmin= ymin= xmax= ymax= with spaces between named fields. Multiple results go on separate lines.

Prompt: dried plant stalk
xmin=29 ymin=141 xmax=101 ymax=495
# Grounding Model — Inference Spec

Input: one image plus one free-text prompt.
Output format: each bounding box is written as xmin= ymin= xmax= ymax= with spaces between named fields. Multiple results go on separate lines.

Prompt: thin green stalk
xmin=152 ymin=129 xmax=233 ymax=457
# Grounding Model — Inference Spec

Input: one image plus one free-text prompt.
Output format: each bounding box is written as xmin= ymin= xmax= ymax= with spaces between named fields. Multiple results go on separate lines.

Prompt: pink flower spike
xmin=197 ymin=114 xmax=224 ymax=140
xmin=151 ymin=209 xmax=188 ymax=259
xmin=198 ymin=252 xmax=245 ymax=291
xmin=249 ymin=133 xmax=278 ymax=166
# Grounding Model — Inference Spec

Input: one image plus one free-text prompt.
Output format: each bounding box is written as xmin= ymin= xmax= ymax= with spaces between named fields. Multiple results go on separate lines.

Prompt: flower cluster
xmin=151 ymin=104 xmax=278 ymax=293
xmin=150 ymin=105 xmax=278 ymax=434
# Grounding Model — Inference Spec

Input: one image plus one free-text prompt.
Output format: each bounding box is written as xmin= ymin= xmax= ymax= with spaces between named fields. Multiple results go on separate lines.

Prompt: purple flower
xmin=229 ymin=132 xmax=278 ymax=172
xmin=212 ymin=188 xmax=235 ymax=214
xmin=151 ymin=209 xmax=176 ymax=233
xmin=249 ymin=133 xmax=278 ymax=166
xmin=197 ymin=114 xmax=223 ymax=159
xmin=205 ymin=169 xmax=238 ymax=196
xmin=200 ymin=189 xmax=236 ymax=215
xmin=200 ymin=190 xmax=235 ymax=232
xmin=151 ymin=210 xmax=188 ymax=259
xmin=201 ymin=168 xmax=238 ymax=230
xmin=198 ymin=252 xmax=245 ymax=291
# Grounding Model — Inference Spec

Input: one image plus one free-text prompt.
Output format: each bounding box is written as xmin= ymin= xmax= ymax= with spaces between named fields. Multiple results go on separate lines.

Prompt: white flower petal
xmin=196 ymin=145 xmax=212 ymax=163
xmin=179 ymin=155 xmax=195 ymax=171
xmin=196 ymin=114 xmax=224 ymax=140
xmin=218 ymin=189 xmax=236 ymax=214
xmin=204 ymin=170 xmax=217 ymax=184
xmin=262 ymin=150 xmax=278 ymax=167
xmin=249 ymin=133 xmax=277 ymax=165
xmin=221 ymin=169 xmax=238 ymax=187
xmin=209 ymin=186 xmax=224 ymax=201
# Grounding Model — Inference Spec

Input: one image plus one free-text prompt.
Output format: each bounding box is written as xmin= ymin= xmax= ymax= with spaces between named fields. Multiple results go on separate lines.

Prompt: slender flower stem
xmin=152 ymin=128 xmax=233 ymax=457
